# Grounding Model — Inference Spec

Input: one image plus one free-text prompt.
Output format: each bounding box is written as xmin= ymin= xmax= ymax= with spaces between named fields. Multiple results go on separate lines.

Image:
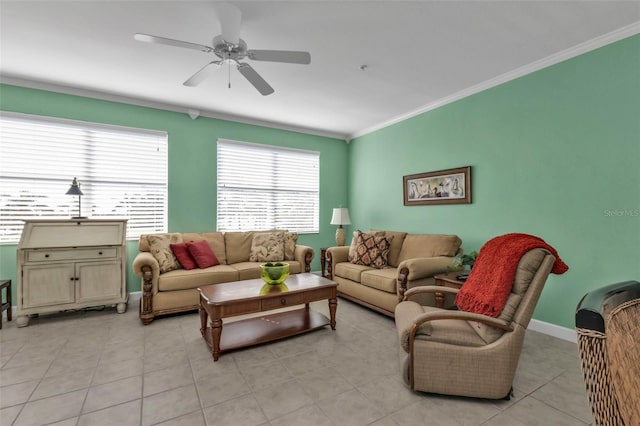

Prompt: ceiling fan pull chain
xmin=228 ymin=56 xmax=231 ymax=88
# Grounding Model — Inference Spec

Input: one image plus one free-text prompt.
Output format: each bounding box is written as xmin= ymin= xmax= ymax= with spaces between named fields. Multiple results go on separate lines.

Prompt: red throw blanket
xmin=454 ymin=233 xmax=569 ymax=318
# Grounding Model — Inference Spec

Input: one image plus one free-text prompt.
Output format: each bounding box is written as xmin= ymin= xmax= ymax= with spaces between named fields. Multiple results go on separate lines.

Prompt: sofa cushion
xmin=284 ymin=232 xmax=298 ymax=260
xmin=182 ymin=232 xmax=227 ymax=265
xmin=224 ymin=231 xmax=255 ymax=264
xmin=187 ymin=240 xmax=220 ymax=268
xmin=170 ymin=243 xmax=197 ymax=270
xmin=229 ymin=262 xmax=263 ymax=280
xmin=249 ymin=231 xmax=285 ymax=262
xmin=397 ymin=234 xmax=462 ymax=264
xmin=372 ymin=230 xmax=407 ymax=267
xmin=361 ymin=268 xmax=397 ymax=293
xmin=335 ymin=262 xmax=373 ymax=283
xmin=350 ymin=230 xmax=392 ymax=269
xmin=147 ymin=233 xmax=183 ymax=273
xmin=158 ymin=265 xmax=239 ymax=292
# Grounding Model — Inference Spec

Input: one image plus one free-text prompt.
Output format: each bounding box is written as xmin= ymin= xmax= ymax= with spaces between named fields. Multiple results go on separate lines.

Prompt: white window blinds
xmin=217 ymin=139 xmax=319 ymax=233
xmin=0 ymin=112 xmax=168 ymax=243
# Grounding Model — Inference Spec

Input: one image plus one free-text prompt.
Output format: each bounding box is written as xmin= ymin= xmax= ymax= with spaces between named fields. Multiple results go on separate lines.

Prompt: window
xmin=217 ymin=139 xmax=319 ymax=233
xmin=0 ymin=112 xmax=168 ymax=243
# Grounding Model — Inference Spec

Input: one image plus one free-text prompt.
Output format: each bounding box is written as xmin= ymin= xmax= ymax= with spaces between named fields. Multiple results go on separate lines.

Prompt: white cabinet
xmin=16 ymin=219 xmax=128 ymax=327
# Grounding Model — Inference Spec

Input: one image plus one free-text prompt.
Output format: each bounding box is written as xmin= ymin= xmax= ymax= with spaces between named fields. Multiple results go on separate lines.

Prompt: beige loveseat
xmin=326 ymin=230 xmax=462 ymax=316
xmin=133 ymin=231 xmax=314 ymax=324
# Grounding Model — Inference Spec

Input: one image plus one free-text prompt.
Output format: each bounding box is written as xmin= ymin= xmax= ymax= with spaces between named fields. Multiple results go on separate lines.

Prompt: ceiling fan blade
xmin=237 ymin=63 xmax=274 ymax=96
xmin=134 ymin=33 xmax=213 ymax=53
xmin=183 ymin=61 xmax=222 ymax=87
xmin=248 ymin=50 xmax=311 ymax=65
xmin=214 ymin=3 xmax=241 ymax=45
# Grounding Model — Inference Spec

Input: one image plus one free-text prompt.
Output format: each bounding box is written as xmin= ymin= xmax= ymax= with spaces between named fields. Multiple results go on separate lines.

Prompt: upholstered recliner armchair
xmin=575 ymin=280 xmax=640 ymax=426
xmin=395 ymin=246 xmax=557 ymax=399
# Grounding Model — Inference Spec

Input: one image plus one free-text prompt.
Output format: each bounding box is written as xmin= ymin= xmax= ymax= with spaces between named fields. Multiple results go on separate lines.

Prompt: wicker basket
xmin=575 ymin=281 xmax=640 ymax=426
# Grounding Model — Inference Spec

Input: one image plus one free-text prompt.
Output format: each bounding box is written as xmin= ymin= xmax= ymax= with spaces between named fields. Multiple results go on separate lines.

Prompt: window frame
xmin=216 ymin=138 xmax=320 ymax=233
xmin=0 ymin=111 xmax=168 ymax=243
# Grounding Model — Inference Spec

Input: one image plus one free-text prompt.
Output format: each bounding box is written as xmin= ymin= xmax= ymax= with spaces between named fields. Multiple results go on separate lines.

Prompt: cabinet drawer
xmin=261 ymin=293 xmax=304 ymax=310
xmin=27 ymin=248 xmax=118 ymax=262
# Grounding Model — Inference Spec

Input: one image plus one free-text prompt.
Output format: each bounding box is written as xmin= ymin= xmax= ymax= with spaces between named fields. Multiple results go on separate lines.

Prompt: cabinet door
xmin=22 ymin=264 xmax=75 ymax=308
xmin=76 ymin=261 xmax=122 ymax=303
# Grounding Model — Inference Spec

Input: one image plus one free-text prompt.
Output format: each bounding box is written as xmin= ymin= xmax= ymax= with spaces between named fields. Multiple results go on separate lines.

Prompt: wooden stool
xmin=1 ymin=279 xmax=12 ymax=329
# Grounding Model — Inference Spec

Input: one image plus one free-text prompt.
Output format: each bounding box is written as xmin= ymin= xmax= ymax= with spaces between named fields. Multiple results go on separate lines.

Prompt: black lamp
xmin=66 ymin=177 xmax=87 ymax=219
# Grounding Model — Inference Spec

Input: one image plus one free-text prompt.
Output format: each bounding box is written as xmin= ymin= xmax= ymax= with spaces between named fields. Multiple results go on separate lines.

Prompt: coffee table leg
xmin=211 ymin=318 xmax=223 ymax=361
xmin=198 ymin=302 xmax=207 ymax=337
xmin=328 ymin=297 xmax=337 ymax=330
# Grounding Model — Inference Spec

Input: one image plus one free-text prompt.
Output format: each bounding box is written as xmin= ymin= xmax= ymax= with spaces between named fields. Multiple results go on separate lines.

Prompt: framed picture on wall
xmin=403 ymin=166 xmax=471 ymax=206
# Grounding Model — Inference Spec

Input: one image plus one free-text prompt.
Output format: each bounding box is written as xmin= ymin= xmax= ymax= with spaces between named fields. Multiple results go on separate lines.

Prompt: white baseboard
xmin=129 ymin=291 xmax=141 ymax=303
xmin=3 ymin=291 xmax=578 ymax=344
xmin=529 ymin=319 xmax=577 ymax=343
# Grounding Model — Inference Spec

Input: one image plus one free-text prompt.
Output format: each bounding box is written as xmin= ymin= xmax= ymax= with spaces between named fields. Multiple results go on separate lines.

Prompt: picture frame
xmin=403 ymin=166 xmax=471 ymax=206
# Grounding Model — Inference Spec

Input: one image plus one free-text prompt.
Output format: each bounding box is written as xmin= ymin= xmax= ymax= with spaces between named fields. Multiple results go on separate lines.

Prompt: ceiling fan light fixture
xmin=135 ymin=2 xmax=310 ymax=95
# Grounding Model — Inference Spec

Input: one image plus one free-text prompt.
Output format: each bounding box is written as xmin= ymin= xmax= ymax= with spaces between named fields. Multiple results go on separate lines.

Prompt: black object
xmin=575 ymin=280 xmax=640 ymax=333
xmin=456 ymin=274 xmax=469 ymax=281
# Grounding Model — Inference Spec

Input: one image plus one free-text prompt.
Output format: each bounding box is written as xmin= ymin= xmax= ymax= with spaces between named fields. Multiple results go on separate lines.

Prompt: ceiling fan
xmin=134 ymin=3 xmax=311 ymax=96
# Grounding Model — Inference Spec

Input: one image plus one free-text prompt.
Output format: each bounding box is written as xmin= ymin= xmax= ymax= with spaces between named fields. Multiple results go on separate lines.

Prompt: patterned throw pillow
xmin=284 ymin=232 xmax=298 ymax=260
xmin=348 ymin=230 xmax=384 ymax=261
xmin=147 ymin=233 xmax=183 ymax=273
xmin=249 ymin=232 xmax=285 ymax=262
xmin=350 ymin=230 xmax=392 ymax=269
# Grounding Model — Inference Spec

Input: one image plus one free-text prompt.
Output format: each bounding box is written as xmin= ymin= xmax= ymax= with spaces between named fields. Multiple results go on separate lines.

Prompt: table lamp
xmin=330 ymin=207 xmax=351 ymax=246
xmin=66 ymin=177 xmax=87 ymax=219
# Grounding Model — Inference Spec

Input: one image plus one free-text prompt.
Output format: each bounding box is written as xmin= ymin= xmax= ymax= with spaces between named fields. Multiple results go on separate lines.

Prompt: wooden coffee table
xmin=198 ymin=273 xmax=338 ymax=361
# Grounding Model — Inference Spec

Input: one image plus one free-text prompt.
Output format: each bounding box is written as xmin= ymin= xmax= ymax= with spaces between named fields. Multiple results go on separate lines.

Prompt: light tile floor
xmin=1 ymin=297 xmax=593 ymax=426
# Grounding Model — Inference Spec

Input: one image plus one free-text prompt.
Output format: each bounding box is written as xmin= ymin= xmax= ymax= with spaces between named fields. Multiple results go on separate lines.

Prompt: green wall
xmin=0 ymin=85 xmax=349 ymax=303
xmin=348 ymin=35 xmax=640 ymax=329
xmin=2 ymin=35 xmax=638 ymax=330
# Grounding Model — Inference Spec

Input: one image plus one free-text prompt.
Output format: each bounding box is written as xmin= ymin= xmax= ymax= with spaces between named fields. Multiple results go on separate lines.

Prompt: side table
xmin=320 ymin=247 xmax=328 ymax=278
xmin=433 ymin=271 xmax=466 ymax=308
xmin=1 ymin=279 xmax=12 ymax=329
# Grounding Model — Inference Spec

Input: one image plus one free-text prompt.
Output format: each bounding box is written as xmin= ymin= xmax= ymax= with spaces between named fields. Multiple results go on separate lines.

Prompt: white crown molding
xmin=2 ymin=22 xmax=637 ymax=144
xmin=0 ymin=76 xmax=349 ymax=142
xmin=348 ymin=21 xmax=640 ymax=141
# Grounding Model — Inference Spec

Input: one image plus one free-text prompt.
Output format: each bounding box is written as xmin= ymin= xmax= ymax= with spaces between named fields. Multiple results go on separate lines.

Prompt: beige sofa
xmin=326 ymin=230 xmax=462 ymax=316
xmin=133 ymin=231 xmax=314 ymax=324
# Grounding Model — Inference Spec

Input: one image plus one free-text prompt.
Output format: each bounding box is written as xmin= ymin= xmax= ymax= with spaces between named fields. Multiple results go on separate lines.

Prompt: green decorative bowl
xmin=260 ymin=283 xmax=289 ymax=295
xmin=260 ymin=262 xmax=290 ymax=285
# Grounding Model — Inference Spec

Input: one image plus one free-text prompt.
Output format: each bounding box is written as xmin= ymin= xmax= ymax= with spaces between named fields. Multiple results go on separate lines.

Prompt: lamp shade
xmin=330 ymin=207 xmax=351 ymax=226
xmin=65 ymin=177 xmax=84 ymax=196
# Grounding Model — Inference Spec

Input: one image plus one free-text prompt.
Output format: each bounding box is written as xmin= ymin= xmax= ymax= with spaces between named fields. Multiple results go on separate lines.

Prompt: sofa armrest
xmin=294 ymin=245 xmax=314 ymax=273
xmin=133 ymin=252 xmax=159 ymax=277
xmin=325 ymin=246 xmax=350 ymax=279
xmin=133 ymin=252 xmax=160 ymax=325
xmin=403 ymin=285 xmax=460 ymax=301
xmin=397 ymin=256 xmax=456 ymax=301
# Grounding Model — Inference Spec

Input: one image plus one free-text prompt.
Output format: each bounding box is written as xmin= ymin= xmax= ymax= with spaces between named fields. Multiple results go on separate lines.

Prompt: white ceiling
xmin=1 ymin=1 xmax=639 ymax=141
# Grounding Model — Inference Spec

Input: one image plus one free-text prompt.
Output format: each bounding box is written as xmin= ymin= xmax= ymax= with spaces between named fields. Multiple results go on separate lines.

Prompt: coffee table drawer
xmin=262 ymin=293 xmax=304 ymax=310
xmin=303 ymin=287 xmax=335 ymax=302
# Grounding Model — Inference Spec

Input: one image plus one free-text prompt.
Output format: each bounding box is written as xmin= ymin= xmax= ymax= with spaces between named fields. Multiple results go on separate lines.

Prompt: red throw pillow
xmin=170 ymin=243 xmax=197 ymax=270
xmin=186 ymin=240 xmax=220 ymax=269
